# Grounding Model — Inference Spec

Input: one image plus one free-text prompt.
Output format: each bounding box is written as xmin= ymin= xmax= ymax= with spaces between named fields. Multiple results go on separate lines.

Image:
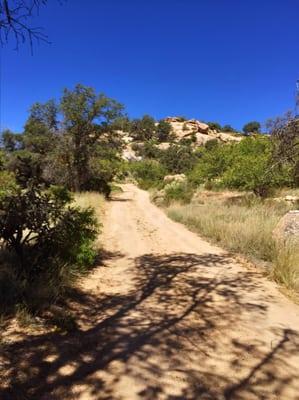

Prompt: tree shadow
xmin=0 ymin=252 xmax=298 ymax=399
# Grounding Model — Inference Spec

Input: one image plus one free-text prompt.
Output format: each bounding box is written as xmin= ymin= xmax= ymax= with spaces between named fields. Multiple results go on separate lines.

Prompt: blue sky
xmin=1 ymin=0 xmax=299 ymax=132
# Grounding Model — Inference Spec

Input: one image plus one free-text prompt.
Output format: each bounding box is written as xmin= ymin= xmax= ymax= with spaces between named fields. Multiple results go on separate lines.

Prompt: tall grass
xmin=167 ymin=194 xmax=299 ymax=292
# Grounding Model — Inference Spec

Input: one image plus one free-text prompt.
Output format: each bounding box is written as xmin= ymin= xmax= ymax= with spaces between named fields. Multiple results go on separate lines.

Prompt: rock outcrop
xmin=273 ymin=210 xmax=299 ymax=242
xmin=164 ymin=117 xmax=242 ymax=145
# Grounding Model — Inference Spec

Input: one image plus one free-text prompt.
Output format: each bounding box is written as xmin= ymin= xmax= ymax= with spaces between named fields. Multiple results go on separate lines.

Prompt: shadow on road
xmin=0 ymin=252 xmax=298 ymax=399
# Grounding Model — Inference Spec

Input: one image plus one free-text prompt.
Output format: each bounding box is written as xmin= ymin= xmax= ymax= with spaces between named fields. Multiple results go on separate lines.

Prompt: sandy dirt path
xmin=1 ymin=183 xmax=299 ymax=399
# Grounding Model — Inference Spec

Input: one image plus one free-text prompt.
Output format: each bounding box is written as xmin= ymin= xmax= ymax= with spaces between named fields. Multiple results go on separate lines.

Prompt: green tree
xmin=129 ymin=159 xmax=166 ymax=189
xmin=243 ymin=121 xmax=261 ymax=135
xmin=20 ymin=100 xmax=59 ymax=162
xmin=188 ymin=142 xmax=231 ymax=185
xmin=130 ymin=115 xmax=156 ymax=141
xmin=161 ymin=144 xmax=200 ymax=174
xmin=1 ymin=129 xmax=23 ymax=152
xmin=60 ymin=84 xmax=124 ymax=191
xmin=156 ymin=120 xmax=173 ymax=142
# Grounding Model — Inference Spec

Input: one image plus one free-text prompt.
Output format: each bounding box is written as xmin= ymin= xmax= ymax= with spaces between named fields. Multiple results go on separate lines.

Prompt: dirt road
xmin=1 ymin=184 xmax=299 ymax=399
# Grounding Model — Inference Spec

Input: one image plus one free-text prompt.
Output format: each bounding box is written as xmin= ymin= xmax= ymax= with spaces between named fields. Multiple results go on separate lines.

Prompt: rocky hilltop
xmin=164 ymin=117 xmax=242 ymax=145
xmin=121 ymin=116 xmax=243 ymax=161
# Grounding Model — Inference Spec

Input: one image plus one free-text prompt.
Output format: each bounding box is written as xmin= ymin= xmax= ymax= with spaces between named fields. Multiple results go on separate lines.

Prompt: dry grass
xmin=74 ymin=192 xmax=105 ymax=247
xmin=74 ymin=192 xmax=105 ymax=221
xmin=167 ymin=192 xmax=299 ymax=292
xmin=274 ymin=187 xmax=299 ymax=197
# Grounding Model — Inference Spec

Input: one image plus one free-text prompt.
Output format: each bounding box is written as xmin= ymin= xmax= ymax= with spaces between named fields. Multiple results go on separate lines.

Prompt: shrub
xmin=129 ymin=160 xmax=166 ymax=189
xmin=136 ymin=141 xmax=162 ymax=159
xmin=160 ymin=144 xmax=200 ymax=174
xmin=221 ymin=137 xmax=290 ymax=196
xmin=0 ymin=183 xmax=98 ymax=310
xmin=188 ymin=142 xmax=231 ymax=186
xmin=176 ymin=116 xmax=187 ymax=122
xmin=0 ymin=171 xmax=17 ymax=198
xmin=243 ymin=121 xmax=261 ymax=134
xmin=204 ymin=139 xmax=219 ymax=151
xmin=222 ymin=124 xmax=235 ymax=132
xmin=163 ymin=181 xmax=194 ymax=205
xmin=207 ymin=122 xmax=222 ymax=131
xmin=156 ymin=120 xmax=173 ymax=142
xmin=130 ymin=115 xmax=156 ymax=141
xmin=189 ymin=136 xmax=289 ymax=196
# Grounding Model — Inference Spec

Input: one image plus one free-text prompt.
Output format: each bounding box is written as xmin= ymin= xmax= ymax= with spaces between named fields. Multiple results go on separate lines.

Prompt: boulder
xmin=156 ymin=142 xmax=171 ymax=150
xmin=273 ymin=210 xmax=299 ymax=242
xmin=163 ymin=174 xmax=187 ymax=183
xmin=122 ymin=145 xmax=142 ymax=161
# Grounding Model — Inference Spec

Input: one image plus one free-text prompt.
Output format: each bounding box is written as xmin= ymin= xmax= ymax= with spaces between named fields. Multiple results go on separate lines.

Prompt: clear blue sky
xmin=1 ymin=0 xmax=299 ymax=132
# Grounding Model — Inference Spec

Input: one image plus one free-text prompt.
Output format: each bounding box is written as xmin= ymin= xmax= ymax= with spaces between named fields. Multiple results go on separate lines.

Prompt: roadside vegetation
xmin=1 ymin=82 xmax=298 ymax=322
xmin=0 ymin=84 xmax=124 ymax=324
xmin=130 ymin=115 xmax=299 ymax=293
xmin=168 ymin=194 xmax=299 ymax=292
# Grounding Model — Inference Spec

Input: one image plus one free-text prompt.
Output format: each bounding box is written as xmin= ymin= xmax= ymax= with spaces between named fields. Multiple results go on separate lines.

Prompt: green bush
xmin=221 ymin=137 xmax=290 ymax=196
xmin=160 ymin=144 xmax=200 ymax=174
xmin=163 ymin=181 xmax=194 ymax=205
xmin=188 ymin=136 xmax=289 ymax=196
xmin=0 ymin=182 xmax=98 ymax=312
xmin=188 ymin=142 xmax=231 ymax=186
xmin=207 ymin=122 xmax=221 ymax=131
xmin=129 ymin=159 xmax=166 ymax=189
xmin=222 ymin=124 xmax=235 ymax=132
xmin=130 ymin=115 xmax=156 ymax=141
xmin=156 ymin=120 xmax=173 ymax=142
xmin=0 ymin=171 xmax=18 ymax=198
xmin=135 ymin=141 xmax=162 ymax=159
xmin=243 ymin=121 xmax=261 ymax=134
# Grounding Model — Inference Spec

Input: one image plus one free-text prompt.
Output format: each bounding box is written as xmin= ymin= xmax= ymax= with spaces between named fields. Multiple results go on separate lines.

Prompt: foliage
xmin=1 ymin=129 xmax=23 ymax=152
xmin=0 ymin=182 xmax=98 ymax=310
xmin=163 ymin=181 xmax=194 ymax=205
xmin=204 ymin=138 xmax=219 ymax=151
xmin=168 ymin=194 xmax=299 ymax=291
xmin=110 ymin=116 xmax=132 ymax=132
xmin=188 ymin=141 xmax=231 ymax=186
xmin=221 ymin=137 xmax=274 ymax=196
xmin=60 ymin=84 xmax=124 ymax=191
xmin=1 ymin=84 xmax=125 ymax=195
xmin=222 ymin=124 xmax=235 ymax=132
xmin=207 ymin=122 xmax=221 ymax=131
xmin=189 ymin=137 xmax=290 ymax=196
xmin=133 ymin=140 xmax=162 ymax=159
xmin=156 ymin=120 xmax=173 ymax=142
xmin=243 ymin=121 xmax=261 ymax=134
xmin=160 ymin=144 xmax=200 ymax=174
xmin=129 ymin=159 xmax=166 ymax=189
xmin=268 ymin=115 xmax=299 ymax=186
xmin=7 ymin=149 xmax=44 ymax=187
xmin=130 ymin=115 xmax=156 ymax=141
xmin=0 ymin=171 xmax=17 ymax=198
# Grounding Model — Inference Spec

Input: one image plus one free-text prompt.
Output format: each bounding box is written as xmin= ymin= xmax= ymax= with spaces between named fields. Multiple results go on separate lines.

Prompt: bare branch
xmin=0 ymin=0 xmax=51 ymax=50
